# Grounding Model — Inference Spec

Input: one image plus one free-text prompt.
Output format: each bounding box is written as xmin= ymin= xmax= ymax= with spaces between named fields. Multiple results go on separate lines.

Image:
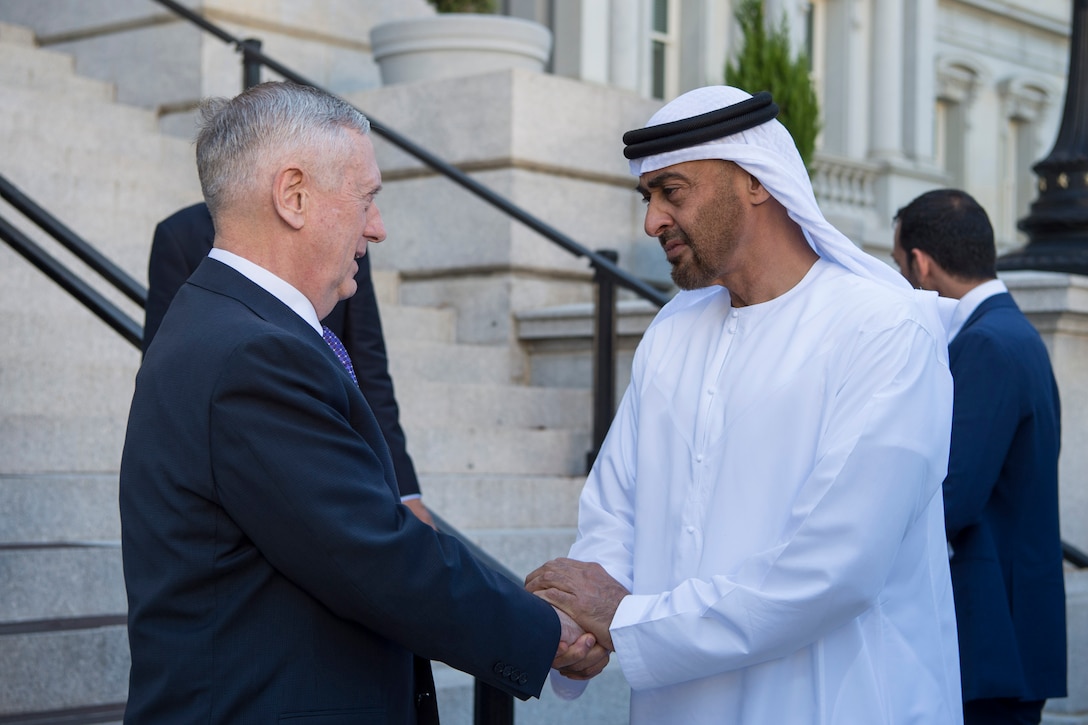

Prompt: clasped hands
xmin=526 ymin=558 xmax=629 ymax=681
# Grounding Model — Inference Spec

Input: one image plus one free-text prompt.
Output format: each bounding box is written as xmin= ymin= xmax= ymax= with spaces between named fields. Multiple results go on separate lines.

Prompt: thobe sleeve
xmin=605 ymin=319 xmax=952 ymax=691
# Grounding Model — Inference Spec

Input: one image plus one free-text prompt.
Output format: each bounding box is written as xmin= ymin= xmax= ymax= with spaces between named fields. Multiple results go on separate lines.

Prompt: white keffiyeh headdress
xmin=626 ymin=86 xmax=952 ymax=342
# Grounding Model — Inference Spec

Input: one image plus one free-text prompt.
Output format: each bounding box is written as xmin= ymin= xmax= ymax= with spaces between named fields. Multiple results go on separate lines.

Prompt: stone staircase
xmin=0 ymin=21 xmax=191 ymax=723
xmin=0 ymin=20 xmax=629 ymax=724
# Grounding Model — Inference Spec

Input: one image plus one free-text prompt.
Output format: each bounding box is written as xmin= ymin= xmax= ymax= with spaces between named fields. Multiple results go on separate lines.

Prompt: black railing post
xmin=473 ymin=681 xmax=514 ymax=725
xmin=587 ymin=249 xmax=619 ymax=472
xmin=241 ymin=38 xmax=262 ymax=89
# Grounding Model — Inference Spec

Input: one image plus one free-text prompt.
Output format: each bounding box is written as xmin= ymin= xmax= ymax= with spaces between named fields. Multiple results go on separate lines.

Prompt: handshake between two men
xmin=530 ymin=558 xmax=631 ymax=681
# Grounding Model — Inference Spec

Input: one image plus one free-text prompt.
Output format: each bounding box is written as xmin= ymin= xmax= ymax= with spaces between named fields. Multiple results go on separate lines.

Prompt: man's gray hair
xmin=195 ymin=81 xmax=371 ymax=218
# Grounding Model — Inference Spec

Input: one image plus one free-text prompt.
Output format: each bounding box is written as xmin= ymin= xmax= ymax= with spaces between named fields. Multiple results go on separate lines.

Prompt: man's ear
xmin=911 ymin=248 xmax=936 ymax=287
xmin=272 ymin=166 xmax=307 ymax=230
xmin=747 ymin=173 xmax=772 ymax=205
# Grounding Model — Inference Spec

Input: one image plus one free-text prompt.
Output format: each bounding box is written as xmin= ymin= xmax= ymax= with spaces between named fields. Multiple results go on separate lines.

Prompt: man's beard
xmin=663 ymin=230 xmax=719 ymax=290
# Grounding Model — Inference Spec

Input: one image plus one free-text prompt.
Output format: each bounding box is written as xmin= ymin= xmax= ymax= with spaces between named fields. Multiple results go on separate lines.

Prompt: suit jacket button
xmin=519 ymin=674 xmax=529 ymax=685
xmin=502 ymin=665 xmax=514 ymax=678
xmin=493 ymin=661 xmax=505 ymax=676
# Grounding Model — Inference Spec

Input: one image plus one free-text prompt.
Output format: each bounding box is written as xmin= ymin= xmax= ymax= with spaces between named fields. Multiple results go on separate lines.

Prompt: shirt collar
xmin=947 ymin=278 xmax=1007 ymax=343
xmin=208 ymin=248 xmax=323 ymax=334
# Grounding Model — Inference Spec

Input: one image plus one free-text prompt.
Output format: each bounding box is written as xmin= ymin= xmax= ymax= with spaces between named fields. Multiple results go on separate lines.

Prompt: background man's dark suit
xmin=144 ymin=201 xmax=420 ymax=498
xmin=944 ymin=292 xmax=1067 ymax=704
xmin=121 ymin=258 xmax=558 ymax=723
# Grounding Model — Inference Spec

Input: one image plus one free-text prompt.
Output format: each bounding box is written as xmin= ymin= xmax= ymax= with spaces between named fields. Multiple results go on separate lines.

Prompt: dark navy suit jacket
xmin=120 ymin=259 xmax=558 ymax=723
xmin=143 ymin=201 xmax=420 ymax=497
xmin=944 ymin=291 xmax=1066 ymax=702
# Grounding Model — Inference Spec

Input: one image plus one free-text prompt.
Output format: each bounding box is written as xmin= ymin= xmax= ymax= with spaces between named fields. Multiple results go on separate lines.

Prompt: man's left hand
xmin=526 ymin=558 xmax=628 ymax=653
xmin=403 ymin=498 xmax=436 ymax=529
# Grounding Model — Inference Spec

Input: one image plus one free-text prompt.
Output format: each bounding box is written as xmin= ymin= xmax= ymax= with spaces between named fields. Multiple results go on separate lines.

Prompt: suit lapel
xmin=186 ymin=258 xmax=402 ymax=498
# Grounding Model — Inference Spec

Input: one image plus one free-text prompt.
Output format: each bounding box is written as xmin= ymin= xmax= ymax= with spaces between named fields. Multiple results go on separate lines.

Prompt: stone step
xmin=0 ymin=618 xmax=628 ymax=725
xmin=0 ymin=181 xmax=200 ymax=292
xmin=0 ymin=358 xmax=137 ymax=417
xmin=1 ymin=161 xmax=198 ymax=250
xmin=0 ymin=414 xmax=127 ymax=475
xmin=370 ymin=268 xmax=401 ymax=305
xmin=0 ymin=625 xmax=129 ymax=716
xmin=407 ymin=426 xmax=590 ymax=477
xmin=1 ymin=134 xmax=198 ymax=199
xmin=0 ymin=41 xmax=116 ymax=102
xmin=0 ymin=257 xmax=145 ymax=329
xmin=462 ymin=527 xmax=578 ymax=581
xmin=0 ymin=378 xmax=593 ymax=470
xmin=0 ymin=165 xmax=199 ymax=231
xmin=397 ymin=381 xmax=591 ymax=431
xmin=379 ymin=303 xmax=456 ymax=343
xmin=420 ymin=473 xmax=584 ymax=529
xmin=0 ymin=150 xmax=196 ymax=201
xmin=0 ymin=302 xmax=142 ymax=367
xmin=0 ymin=413 xmax=590 ymax=479
xmin=0 ymin=265 xmax=438 ymax=355
xmin=0 ymin=546 xmax=125 ymax=623
xmin=0 ymin=84 xmax=160 ymax=146
xmin=0 ymin=21 xmax=35 ymax=46
xmin=0 ymin=474 xmax=120 ymax=544
xmin=1 ymin=185 xmax=196 ymax=270
xmin=387 ymin=338 xmax=517 ymax=384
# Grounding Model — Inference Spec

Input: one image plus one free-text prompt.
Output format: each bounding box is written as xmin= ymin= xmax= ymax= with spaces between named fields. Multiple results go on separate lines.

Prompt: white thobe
xmin=558 ymin=260 xmax=962 ymax=724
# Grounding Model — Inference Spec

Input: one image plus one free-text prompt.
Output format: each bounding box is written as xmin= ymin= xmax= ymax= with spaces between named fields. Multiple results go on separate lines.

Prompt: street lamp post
xmin=998 ymin=0 xmax=1088 ymax=273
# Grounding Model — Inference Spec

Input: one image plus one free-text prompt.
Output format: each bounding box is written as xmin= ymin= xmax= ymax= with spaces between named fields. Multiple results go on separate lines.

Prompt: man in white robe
xmin=526 ymin=86 xmax=963 ymax=724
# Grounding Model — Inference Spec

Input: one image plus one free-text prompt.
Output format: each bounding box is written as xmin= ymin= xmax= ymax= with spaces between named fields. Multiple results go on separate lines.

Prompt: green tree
xmin=725 ymin=0 xmax=821 ymax=169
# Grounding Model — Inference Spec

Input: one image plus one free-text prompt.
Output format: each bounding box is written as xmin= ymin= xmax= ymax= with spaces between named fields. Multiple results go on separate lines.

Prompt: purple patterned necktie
xmin=321 ymin=325 xmax=357 ymax=385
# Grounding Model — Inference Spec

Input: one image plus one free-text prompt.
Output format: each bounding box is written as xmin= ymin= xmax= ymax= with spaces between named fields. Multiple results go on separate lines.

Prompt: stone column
xmin=869 ymin=0 xmax=906 ymax=162
xmin=903 ymin=0 xmax=937 ymax=163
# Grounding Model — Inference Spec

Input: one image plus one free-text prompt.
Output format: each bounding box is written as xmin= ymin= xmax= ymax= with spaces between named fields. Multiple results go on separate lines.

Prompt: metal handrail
xmin=0 ymin=203 xmax=143 ymax=347
xmin=1065 ymin=540 xmax=1088 ymax=569
xmin=0 ymin=173 xmax=147 ymax=308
